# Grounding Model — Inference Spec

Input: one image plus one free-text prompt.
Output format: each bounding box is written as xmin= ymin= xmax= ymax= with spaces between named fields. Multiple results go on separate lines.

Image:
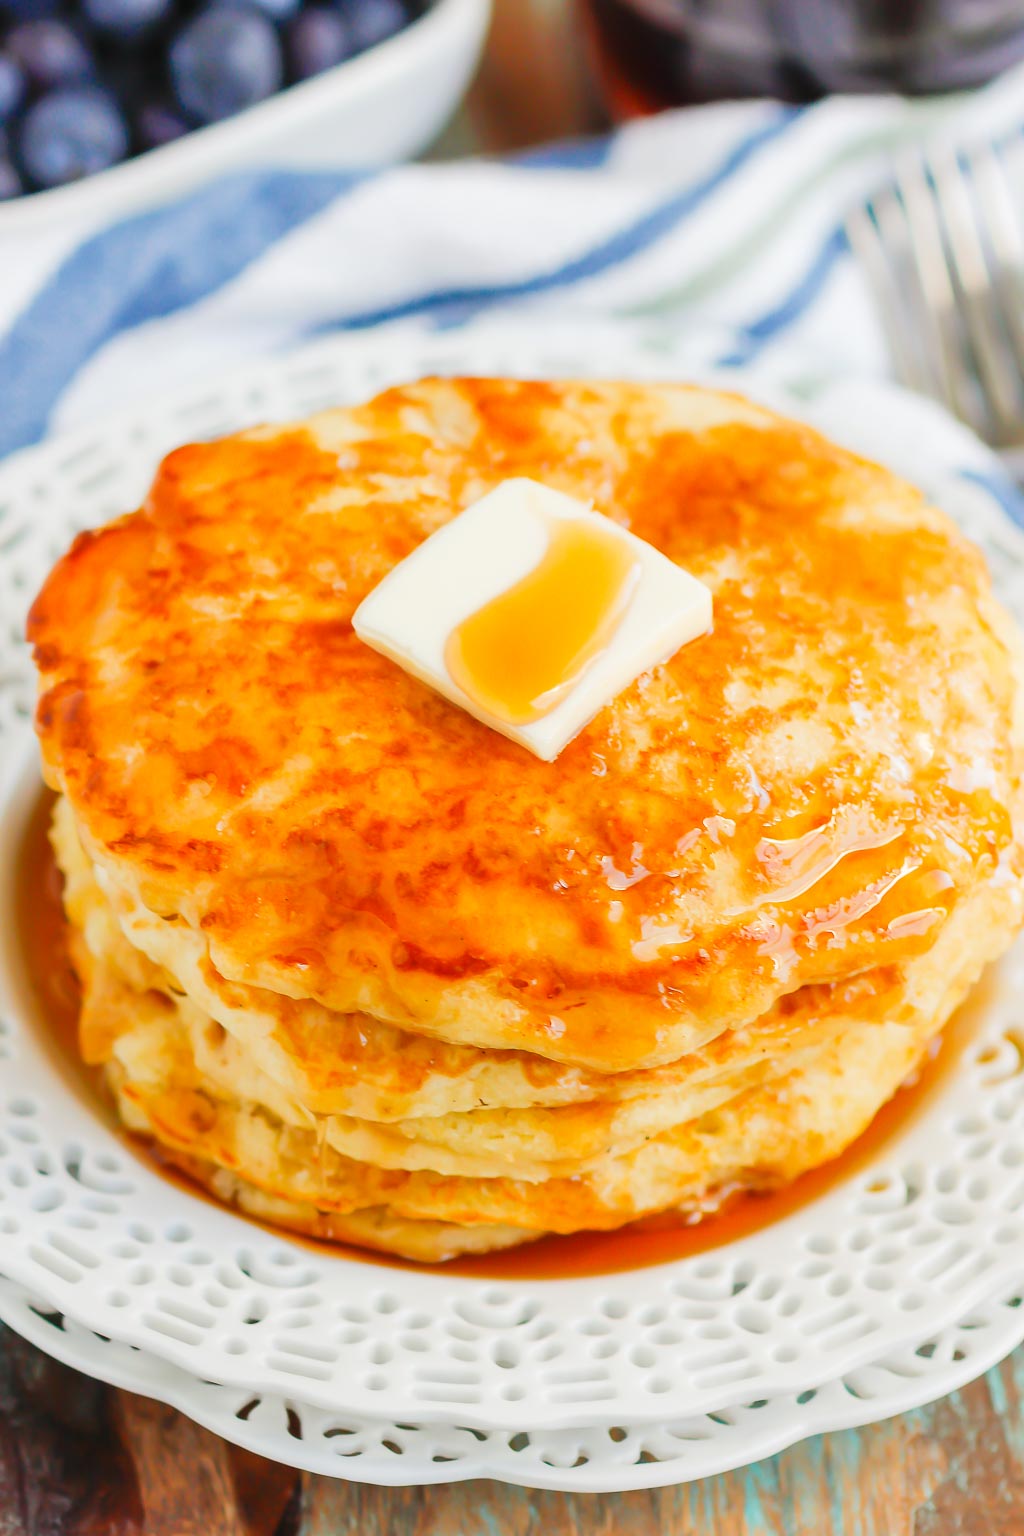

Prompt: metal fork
xmin=847 ymin=135 xmax=1024 ymax=485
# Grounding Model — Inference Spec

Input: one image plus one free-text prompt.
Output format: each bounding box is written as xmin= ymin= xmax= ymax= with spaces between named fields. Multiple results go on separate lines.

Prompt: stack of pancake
xmin=29 ymin=378 xmax=1024 ymax=1261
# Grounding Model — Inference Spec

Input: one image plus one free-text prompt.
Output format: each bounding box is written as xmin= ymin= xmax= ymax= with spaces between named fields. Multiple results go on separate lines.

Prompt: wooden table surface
xmin=3 ymin=1317 xmax=1024 ymax=1535
xmin=7 ymin=7 xmax=1023 ymax=1533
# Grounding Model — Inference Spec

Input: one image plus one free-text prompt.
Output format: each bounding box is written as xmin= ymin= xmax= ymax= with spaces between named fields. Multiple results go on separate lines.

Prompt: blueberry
xmin=0 ymin=53 xmax=25 ymax=123
xmin=136 ymin=100 xmax=188 ymax=149
xmin=287 ymin=6 xmax=353 ymax=79
xmin=345 ymin=0 xmax=409 ymax=52
xmin=170 ymin=6 xmax=283 ymax=124
xmin=0 ymin=152 xmax=22 ymax=199
xmin=18 ymin=86 xmax=129 ymax=189
xmin=81 ymin=0 xmax=173 ymax=39
xmin=5 ymin=20 xmax=93 ymax=91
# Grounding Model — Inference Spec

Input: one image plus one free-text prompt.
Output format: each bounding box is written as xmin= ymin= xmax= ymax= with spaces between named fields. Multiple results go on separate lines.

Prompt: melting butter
xmin=352 ymin=478 xmax=713 ymax=762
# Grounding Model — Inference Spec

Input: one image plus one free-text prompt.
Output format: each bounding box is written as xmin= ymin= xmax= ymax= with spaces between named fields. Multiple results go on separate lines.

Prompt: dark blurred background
xmin=467 ymin=0 xmax=1024 ymax=152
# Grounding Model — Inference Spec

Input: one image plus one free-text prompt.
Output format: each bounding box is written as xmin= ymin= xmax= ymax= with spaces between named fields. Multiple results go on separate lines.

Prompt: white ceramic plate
xmin=2 ymin=321 xmax=1024 ymax=1438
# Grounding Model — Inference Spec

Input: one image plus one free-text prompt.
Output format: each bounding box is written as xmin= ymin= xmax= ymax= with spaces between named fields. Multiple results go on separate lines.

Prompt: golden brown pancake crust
xmin=30 ymin=379 xmax=1024 ymax=1071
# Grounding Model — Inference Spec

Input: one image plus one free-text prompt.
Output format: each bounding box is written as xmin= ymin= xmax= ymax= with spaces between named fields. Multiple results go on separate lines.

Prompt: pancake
xmin=30 ymin=376 xmax=1024 ymax=1260
xmin=56 ymin=793 xmax=999 ymax=1170
xmin=67 ymin=797 xmax=1015 ymax=1226
xmin=113 ymin=1004 xmax=927 ymax=1249
xmin=30 ymin=380 xmax=1024 ymax=1075
xmin=73 ymin=843 xmax=1016 ymax=1189
xmin=87 ymin=931 xmax=964 ymax=1252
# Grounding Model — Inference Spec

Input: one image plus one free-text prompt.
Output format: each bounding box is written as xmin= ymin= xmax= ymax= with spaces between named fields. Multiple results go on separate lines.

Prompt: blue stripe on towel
xmin=0 ymin=168 xmax=359 ymax=457
xmin=507 ymin=136 xmax=613 ymax=170
xmin=316 ymin=109 xmax=801 ymax=332
xmin=717 ymin=223 xmax=849 ymax=367
xmin=960 ymin=467 xmax=1024 ymax=529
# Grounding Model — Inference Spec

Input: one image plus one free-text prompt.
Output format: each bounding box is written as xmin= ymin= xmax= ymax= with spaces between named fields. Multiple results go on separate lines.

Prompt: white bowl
xmin=0 ymin=0 xmax=491 ymax=240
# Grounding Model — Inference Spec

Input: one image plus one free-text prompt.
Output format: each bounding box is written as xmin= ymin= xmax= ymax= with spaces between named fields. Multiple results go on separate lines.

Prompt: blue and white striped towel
xmin=3 ymin=63 xmax=1023 ymax=463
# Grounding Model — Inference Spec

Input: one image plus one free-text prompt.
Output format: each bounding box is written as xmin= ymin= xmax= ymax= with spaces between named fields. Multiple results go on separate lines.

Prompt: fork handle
xmin=999 ymin=447 xmax=1024 ymax=494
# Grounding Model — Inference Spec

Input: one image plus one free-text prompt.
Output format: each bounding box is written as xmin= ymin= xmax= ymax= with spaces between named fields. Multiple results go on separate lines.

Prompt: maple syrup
xmin=15 ymin=785 xmax=986 ymax=1279
xmin=580 ymin=0 xmax=1024 ymax=118
xmin=16 ymin=790 xmax=89 ymax=1079
xmin=445 ymin=515 xmax=641 ymax=725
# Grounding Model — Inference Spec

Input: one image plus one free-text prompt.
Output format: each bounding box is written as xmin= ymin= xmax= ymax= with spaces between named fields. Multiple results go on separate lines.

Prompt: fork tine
xmin=845 ymin=199 xmax=934 ymax=397
xmin=971 ymin=137 xmax=1024 ymax=381
xmin=930 ymin=144 xmax=1023 ymax=445
xmin=891 ymin=153 xmax=981 ymax=431
xmin=850 ymin=136 xmax=1024 ymax=473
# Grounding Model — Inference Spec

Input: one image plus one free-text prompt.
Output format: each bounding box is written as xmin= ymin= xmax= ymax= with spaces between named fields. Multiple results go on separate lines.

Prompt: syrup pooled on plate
xmin=445 ymin=515 xmax=641 ymax=725
xmin=16 ymin=786 xmax=985 ymax=1280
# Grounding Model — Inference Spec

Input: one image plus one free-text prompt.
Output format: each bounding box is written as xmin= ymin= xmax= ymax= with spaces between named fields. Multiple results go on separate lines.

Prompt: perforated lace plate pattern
xmin=2 ymin=1270 xmax=1023 ymax=1491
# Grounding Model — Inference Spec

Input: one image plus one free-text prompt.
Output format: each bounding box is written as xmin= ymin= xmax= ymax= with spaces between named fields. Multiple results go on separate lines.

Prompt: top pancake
xmin=30 ymin=378 xmax=1024 ymax=1072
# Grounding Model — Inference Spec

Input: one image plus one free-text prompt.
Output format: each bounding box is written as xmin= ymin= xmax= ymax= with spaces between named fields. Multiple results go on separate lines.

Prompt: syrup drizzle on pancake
xmin=445 ymin=515 xmax=641 ymax=725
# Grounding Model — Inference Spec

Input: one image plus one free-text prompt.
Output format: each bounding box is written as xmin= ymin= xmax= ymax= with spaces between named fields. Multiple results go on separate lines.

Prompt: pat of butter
xmin=352 ymin=478 xmax=712 ymax=761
